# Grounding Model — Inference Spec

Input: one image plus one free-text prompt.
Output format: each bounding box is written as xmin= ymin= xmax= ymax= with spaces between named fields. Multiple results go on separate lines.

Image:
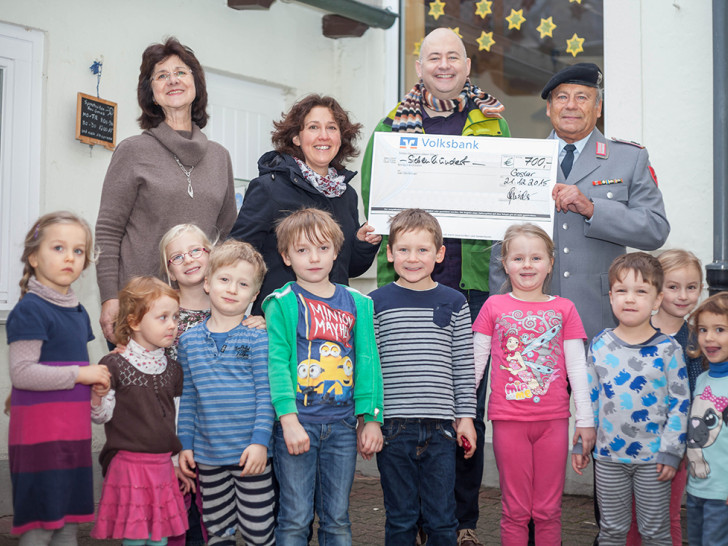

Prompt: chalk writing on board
xmin=75 ymin=93 xmax=117 ymax=150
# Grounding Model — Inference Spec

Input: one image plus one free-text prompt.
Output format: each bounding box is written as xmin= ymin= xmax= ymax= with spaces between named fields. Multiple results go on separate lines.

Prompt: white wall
xmin=605 ymin=1 xmax=713 ymax=269
xmin=0 ymin=0 xmax=395 ymax=497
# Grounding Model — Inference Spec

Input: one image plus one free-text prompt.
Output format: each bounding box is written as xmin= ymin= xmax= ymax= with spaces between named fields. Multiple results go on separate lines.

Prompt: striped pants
xmin=595 ymin=459 xmax=672 ymax=546
xmin=197 ymin=462 xmax=275 ymax=546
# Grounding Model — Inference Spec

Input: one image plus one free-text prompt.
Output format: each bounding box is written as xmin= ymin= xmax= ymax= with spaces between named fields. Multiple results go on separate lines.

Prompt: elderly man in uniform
xmin=488 ymin=61 xmax=669 ymax=546
xmin=361 ymin=27 xmax=510 ymax=546
xmin=492 ymin=63 xmax=669 ymax=341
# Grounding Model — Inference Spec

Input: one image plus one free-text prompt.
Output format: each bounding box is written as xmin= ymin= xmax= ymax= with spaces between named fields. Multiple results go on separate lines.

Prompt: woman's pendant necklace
xmin=173 ymin=155 xmax=195 ymax=198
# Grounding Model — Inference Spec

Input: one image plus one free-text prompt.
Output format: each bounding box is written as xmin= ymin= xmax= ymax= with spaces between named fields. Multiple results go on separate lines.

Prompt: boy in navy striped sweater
xmin=177 ymin=240 xmax=275 ymax=546
xmin=370 ymin=209 xmax=477 ymax=546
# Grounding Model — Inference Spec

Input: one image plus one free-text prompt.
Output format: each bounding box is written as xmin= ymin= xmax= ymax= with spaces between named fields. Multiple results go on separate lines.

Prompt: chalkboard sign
xmin=76 ymin=93 xmax=117 ymax=150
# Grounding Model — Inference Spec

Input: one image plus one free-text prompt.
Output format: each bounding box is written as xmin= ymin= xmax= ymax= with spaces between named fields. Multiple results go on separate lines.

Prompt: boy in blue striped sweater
xmin=177 ymin=240 xmax=275 ymax=546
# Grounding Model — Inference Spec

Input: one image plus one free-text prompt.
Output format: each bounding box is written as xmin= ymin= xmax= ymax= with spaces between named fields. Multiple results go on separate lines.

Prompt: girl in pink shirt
xmin=473 ymin=223 xmax=595 ymax=545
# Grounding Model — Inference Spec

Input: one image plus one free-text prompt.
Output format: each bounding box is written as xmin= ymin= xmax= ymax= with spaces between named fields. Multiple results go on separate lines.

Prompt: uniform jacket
xmin=261 ymin=282 xmax=384 ymax=423
xmin=360 ymin=101 xmax=511 ymax=292
xmin=230 ymin=151 xmax=379 ymax=315
xmin=491 ymin=128 xmax=669 ymax=340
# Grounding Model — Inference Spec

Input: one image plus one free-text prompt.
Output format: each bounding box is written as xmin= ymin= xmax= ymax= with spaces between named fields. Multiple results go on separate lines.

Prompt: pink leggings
xmin=492 ymin=418 xmax=569 ymax=546
xmin=625 ymin=459 xmax=686 ymax=546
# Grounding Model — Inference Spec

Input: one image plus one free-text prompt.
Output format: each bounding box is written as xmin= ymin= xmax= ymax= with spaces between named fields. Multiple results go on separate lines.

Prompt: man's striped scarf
xmin=391 ymin=79 xmax=504 ymax=133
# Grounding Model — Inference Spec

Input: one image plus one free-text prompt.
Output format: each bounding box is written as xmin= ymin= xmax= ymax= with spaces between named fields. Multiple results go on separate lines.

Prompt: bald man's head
xmin=416 ymin=28 xmax=471 ymax=100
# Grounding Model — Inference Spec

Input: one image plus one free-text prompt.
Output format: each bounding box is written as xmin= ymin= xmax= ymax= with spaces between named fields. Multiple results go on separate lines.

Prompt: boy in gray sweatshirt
xmin=586 ymin=252 xmax=689 ymax=545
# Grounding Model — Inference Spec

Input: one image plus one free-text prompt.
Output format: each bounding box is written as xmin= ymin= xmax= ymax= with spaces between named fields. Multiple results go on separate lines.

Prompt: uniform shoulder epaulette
xmin=609 ymin=137 xmax=644 ymax=149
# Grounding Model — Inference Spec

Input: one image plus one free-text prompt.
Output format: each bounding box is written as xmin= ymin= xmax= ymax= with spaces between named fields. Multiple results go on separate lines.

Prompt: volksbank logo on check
xmin=399 ymin=137 xmax=418 ymax=149
xmin=399 ymin=136 xmax=480 ymax=150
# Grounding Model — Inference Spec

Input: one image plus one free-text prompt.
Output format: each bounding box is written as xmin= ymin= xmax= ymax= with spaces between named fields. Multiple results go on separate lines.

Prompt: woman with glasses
xmin=230 ymin=94 xmax=381 ymax=315
xmin=95 ymin=37 xmax=236 ymax=345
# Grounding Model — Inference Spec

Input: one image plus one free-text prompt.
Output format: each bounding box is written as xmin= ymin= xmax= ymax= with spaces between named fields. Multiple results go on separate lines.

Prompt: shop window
xmin=402 ymin=0 xmax=603 ymax=137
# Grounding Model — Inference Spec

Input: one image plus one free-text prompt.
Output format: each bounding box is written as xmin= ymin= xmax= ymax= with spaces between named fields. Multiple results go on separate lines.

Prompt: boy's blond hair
xmin=207 ymin=239 xmax=267 ymax=291
xmin=608 ymin=252 xmax=663 ymax=292
xmin=276 ymin=208 xmax=344 ymax=256
xmin=387 ymin=208 xmax=443 ymax=248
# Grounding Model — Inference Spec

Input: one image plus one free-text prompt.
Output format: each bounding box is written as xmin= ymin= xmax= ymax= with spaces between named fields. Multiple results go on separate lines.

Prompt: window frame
xmin=0 ymin=23 xmax=43 ymax=316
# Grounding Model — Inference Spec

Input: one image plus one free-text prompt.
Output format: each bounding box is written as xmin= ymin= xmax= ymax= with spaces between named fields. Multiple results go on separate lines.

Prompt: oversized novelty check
xmin=368 ymin=133 xmax=559 ymax=240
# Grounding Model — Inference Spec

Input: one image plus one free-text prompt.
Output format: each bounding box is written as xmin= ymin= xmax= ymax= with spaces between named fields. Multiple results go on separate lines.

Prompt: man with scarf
xmin=360 ymin=27 xmax=510 ymax=546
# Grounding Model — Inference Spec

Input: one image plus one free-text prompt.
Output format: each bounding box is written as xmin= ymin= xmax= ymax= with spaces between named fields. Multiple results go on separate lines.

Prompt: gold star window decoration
xmin=428 ymin=0 xmax=446 ymax=21
xmin=413 ymin=39 xmax=423 ymax=57
xmin=506 ymin=8 xmax=526 ymax=31
xmin=536 ymin=17 xmax=557 ymax=39
xmin=476 ymin=30 xmax=495 ymax=52
xmin=474 ymin=0 xmax=493 ymax=19
xmin=566 ymin=33 xmax=585 ymax=57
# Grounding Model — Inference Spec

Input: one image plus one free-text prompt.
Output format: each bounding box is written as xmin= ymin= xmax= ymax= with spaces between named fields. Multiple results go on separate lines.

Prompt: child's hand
xmin=90 ymin=390 xmax=103 ymax=408
xmin=280 ymin=414 xmax=310 ymax=455
xmin=111 ymin=344 xmax=126 ymax=354
xmin=656 ymin=463 xmax=677 ymax=481
xmin=573 ymin=426 xmax=596 ymax=455
xmin=357 ymin=418 xmax=383 ymax=460
xmin=239 ymin=444 xmax=268 ymax=476
xmin=77 ymin=364 xmax=111 ymax=387
xmin=571 ymin=453 xmax=591 ymax=475
xmin=179 ymin=449 xmax=197 ymax=478
xmin=455 ymin=417 xmax=477 ymax=459
xmin=242 ymin=315 xmax=266 ymax=330
xmin=174 ymin=465 xmax=195 ymax=494
xmin=92 ymin=382 xmax=110 ymax=398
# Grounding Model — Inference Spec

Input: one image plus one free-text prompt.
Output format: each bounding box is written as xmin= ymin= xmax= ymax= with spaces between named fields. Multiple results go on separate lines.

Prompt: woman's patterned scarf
xmin=391 ymin=79 xmax=504 ymax=133
xmin=294 ymin=157 xmax=347 ymax=198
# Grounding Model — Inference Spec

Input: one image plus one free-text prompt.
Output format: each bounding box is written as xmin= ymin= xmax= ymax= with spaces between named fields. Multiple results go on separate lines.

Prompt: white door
xmin=204 ymin=71 xmax=286 ymax=209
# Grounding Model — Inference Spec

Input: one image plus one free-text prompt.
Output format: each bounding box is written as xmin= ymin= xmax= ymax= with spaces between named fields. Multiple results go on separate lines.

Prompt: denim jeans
xmin=377 ymin=418 xmax=458 ymax=546
xmin=273 ymin=415 xmax=357 ymax=546
xmin=687 ymin=493 xmax=728 ymax=546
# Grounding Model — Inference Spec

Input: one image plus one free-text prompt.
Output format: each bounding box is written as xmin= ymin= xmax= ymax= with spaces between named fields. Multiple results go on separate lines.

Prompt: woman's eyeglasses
xmin=152 ymin=69 xmax=192 ymax=82
xmin=168 ymin=247 xmax=208 ymax=265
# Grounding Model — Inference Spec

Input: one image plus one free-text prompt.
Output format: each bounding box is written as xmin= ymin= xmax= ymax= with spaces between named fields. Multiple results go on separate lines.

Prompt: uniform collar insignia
xmin=596 ymin=141 xmax=608 ymax=158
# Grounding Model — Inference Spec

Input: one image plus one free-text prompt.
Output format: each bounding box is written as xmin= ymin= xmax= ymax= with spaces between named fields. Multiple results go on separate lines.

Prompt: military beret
xmin=541 ymin=63 xmax=603 ymax=99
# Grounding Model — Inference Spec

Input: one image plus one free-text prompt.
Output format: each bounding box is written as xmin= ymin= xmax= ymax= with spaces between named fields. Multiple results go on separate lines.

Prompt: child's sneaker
xmin=457 ymin=528 xmax=484 ymax=546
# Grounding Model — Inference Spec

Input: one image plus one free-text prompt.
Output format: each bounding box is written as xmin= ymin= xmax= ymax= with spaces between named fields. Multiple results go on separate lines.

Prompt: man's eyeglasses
xmin=168 ymin=247 xmax=208 ymax=265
